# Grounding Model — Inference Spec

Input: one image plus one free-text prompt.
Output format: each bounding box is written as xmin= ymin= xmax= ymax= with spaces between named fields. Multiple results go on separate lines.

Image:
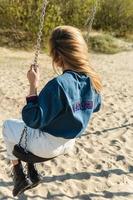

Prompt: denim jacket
xmin=22 ymin=70 xmax=101 ymax=139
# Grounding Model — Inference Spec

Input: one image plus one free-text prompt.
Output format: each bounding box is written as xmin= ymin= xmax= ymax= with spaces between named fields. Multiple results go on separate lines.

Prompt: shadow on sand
xmin=1 ymin=191 xmax=133 ymax=200
xmin=0 ymin=168 xmax=133 ymax=199
xmin=83 ymin=123 xmax=133 ymax=136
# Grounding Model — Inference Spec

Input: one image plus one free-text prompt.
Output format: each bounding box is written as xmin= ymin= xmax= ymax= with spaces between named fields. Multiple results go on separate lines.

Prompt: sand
xmin=0 ymin=47 xmax=133 ymax=200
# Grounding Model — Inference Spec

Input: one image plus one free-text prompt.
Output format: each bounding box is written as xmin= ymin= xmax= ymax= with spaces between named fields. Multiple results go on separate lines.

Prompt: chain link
xmin=33 ymin=0 xmax=48 ymax=66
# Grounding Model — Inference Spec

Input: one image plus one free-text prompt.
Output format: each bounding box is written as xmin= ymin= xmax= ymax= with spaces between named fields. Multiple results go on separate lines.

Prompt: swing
xmin=13 ymin=126 xmax=56 ymax=163
xmin=12 ymin=0 xmax=98 ymax=163
xmin=12 ymin=0 xmax=54 ymax=163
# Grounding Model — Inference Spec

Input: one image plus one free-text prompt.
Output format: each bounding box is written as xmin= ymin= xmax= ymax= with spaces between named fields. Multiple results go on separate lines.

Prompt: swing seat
xmin=12 ymin=145 xmax=55 ymax=163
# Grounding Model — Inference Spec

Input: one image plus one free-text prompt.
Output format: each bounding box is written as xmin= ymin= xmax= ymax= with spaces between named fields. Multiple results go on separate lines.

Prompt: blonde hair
xmin=49 ymin=25 xmax=102 ymax=93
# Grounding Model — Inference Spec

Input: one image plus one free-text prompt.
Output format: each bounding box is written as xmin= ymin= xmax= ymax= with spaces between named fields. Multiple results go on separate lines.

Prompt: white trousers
xmin=2 ymin=119 xmax=75 ymax=160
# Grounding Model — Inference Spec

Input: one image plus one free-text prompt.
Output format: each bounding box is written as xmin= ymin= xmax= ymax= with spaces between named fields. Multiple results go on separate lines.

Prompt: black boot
xmin=26 ymin=163 xmax=42 ymax=189
xmin=12 ymin=161 xmax=30 ymax=196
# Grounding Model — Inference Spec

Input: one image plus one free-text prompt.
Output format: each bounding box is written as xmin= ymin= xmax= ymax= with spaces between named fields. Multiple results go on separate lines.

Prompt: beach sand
xmin=0 ymin=47 xmax=133 ymax=200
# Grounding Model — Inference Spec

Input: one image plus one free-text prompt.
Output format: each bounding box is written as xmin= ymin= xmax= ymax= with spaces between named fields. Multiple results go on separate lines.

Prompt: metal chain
xmin=33 ymin=0 xmax=48 ymax=66
xmin=18 ymin=1 xmax=48 ymax=152
xmin=88 ymin=1 xmax=97 ymax=33
xmin=85 ymin=0 xmax=98 ymax=42
xmin=25 ymin=127 xmax=28 ymax=153
xmin=19 ymin=126 xmax=28 ymax=153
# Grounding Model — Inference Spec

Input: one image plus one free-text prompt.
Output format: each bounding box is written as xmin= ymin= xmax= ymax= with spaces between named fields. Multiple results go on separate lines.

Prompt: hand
xmin=27 ymin=64 xmax=40 ymax=89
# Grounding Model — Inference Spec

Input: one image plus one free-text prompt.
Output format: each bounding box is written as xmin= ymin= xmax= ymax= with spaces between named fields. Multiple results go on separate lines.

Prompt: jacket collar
xmin=63 ymin=69 xmax=86 ymax=76
xmin=63 ymin=69 xmax=74 ymax=74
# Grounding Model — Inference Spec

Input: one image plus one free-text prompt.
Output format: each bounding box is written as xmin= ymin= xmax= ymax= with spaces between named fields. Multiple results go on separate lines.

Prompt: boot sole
xmin=24 ymin=179 xmax=41 ymax=191
xmin=14 ymin=182 xmax=39 ymax=196
xmin=17 ymin=184 xmax=31 ymax=196
xmin=13 ymin=181 xmax=31 ymax=197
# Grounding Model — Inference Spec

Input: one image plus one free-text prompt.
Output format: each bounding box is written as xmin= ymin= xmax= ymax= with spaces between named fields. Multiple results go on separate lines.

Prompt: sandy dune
xmin=0 ymin=47 xmax=133 ymax=200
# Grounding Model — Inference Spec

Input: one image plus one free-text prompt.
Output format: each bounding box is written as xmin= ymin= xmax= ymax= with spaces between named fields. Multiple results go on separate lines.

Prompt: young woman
xmin=2 ymin=26 xmax=102 ymax=196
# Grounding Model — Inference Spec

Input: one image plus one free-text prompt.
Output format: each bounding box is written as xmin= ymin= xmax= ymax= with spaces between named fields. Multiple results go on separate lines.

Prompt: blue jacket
xmin=22 ymin=70 xmax=101 ymax=139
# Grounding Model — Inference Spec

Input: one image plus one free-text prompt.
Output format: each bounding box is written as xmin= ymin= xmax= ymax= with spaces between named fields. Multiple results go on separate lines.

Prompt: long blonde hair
xmin=49 ymin=25 xmax=102 ymax=93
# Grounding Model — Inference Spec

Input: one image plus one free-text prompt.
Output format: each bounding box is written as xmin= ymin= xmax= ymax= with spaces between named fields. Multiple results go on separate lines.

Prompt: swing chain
xmin=85 ymin=0 xmax=98 ymax=42
xmin=33 ymin=0 xmax=48 ymax=66
xmin=18 ymin=1 xmax=48 ymax=152
xmin=19 ymin=126 xmax=28 ymax=153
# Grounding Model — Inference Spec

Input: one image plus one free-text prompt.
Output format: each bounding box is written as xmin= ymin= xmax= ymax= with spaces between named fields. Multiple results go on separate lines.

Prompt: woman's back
xmin=22 ymin=69 xmax=101 ymax=139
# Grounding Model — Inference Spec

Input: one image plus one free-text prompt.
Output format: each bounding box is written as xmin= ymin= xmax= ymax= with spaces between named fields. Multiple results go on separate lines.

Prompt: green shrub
xmin=58 ymin=0 xmax=93 ymax=28
xmin=87 ymin=34 xmax=122 ymax=54
xmin=94 ymin=0 xmax=133 ymax=36
xmin=0 ymin=0 xmax=64 ymax=40
xmin=0 ymin=0 xmax=132 ymax=49
xmin=0 ymin=29 xmax=34 ymax=48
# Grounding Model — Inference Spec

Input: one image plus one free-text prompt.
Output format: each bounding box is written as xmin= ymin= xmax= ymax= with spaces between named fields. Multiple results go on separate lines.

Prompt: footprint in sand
xmin=84 ymin=147 xmax=95 ymax=154
xmin=116 ymin=155 xmax=125 ymax=161
xmin=128 ymin=165 xmax=133 ymax=173
xmin=95 ymin=164 xmax=102 ymax=170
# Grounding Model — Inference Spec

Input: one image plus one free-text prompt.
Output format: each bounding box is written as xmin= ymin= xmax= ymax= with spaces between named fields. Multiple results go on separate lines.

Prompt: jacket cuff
xmin=26 ymin=95 xmax=38 ymax=104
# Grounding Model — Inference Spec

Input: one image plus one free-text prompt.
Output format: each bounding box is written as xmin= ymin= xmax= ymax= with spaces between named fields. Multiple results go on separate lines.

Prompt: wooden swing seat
xmin=13 ymin=145 xmax=55 ymax=163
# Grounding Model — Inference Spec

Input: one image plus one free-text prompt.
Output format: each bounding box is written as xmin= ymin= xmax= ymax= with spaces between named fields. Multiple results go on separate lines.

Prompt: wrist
xmin=29 ymin=85 xmax=37 ymax=96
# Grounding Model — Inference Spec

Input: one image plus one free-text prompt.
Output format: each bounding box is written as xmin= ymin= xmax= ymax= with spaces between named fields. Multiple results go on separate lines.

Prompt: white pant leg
xmin=2 ymin=119 xmax=25 ymax=160
xmin=2 ymin=119 xmax=76 ymax=160
xmin=27 ymin=130 xmax=76 ymax=158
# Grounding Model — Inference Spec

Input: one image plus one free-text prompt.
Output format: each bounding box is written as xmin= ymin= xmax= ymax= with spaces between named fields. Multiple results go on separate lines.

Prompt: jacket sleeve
xmin=93 ymin=93 xmax=102 ymax=113
xmin=22 ymin=79 xmax=63 ymax=129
